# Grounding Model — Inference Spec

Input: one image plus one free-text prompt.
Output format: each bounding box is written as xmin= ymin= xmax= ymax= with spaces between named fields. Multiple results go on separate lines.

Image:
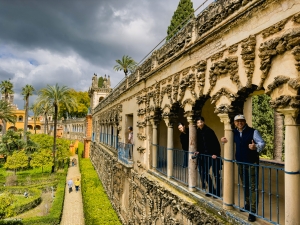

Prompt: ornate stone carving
xmin=137 ymin=133 xmax=147 ymax=141
xmin=292 ymin=46 xmax=300 ymax=71
xmin=241 ymin=35 xmax=256 ymax=87
xmin=137 ymin=146 xmax=146 ymax=154
xmin=214 ymin=104 xmax=234 ymax=114
xmin=139 ymin=57 xmax=152 ymax=78
xmin=228 ymin=43 xmax=238 ymax=54
xmin=137 ymin=108 xmax=146 ymax=116
xmin=265 ymin=75 xmax=290 ymax=94
xmin=211 ymin=50 xmax=224 ymax=61
xmin=137 ymin=120 xmax=147 ymax=128
xmin=154 ymin=82 xmax=160 ymax=107
xmin=288 ymin=78 xmax=300 ymax=89
xmin=172 ymin=73 xmax=180 ymax=102
xmin=262 ymin=18 xmax=288 ymax=38
xmin=178 ymin=72 xmax=197 ymax=101
xmin=211 ymin=88 xmax=238 ymax=104
xmin=270 ymin=95 xmax=300 ymax=108
xmin=160 ymin=84 xmax=173 ymax=106
xmin=208 ymin=56 xmax=240 ymax=93
xmin=259 ymin=28 xmax=300 ymax=87
xmin=292 ymin=13 xmax=300 ymax=24
xmin=196 ymin=60 xmax=207 ymax=96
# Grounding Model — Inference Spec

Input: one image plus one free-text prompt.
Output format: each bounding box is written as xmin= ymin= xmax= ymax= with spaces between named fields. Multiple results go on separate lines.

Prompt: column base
xmin=188 ymin=187 xmax=196 ymax=192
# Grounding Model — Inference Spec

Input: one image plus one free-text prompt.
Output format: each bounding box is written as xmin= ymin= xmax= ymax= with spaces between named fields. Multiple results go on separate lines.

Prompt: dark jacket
xmin=197 ymin=125 xmax=221 ymax=156
xmin=234 ymin=125 xmax=258 ymax=163
xmin=180 ymin=128 xmax=189 ymax=151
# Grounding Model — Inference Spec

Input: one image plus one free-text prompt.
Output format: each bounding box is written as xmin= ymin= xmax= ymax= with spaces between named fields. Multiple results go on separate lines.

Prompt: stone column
xmin=164 ymin=116 xmax=174 ymax=179
xmin=187 ymin=115 xmax=197 ymax=192
xmin=151 ymin=119 xmax=159 ymax=169
xmin=278 ymin=108 xmax=300 ymax=225
xmin=218 ymin=113 xmax=234 ymax=210
xmin=146 ymin=119 xmax=152 ymax=170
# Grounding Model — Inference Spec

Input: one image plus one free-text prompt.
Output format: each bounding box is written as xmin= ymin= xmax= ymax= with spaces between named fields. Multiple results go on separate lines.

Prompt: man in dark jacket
xmin=221 ymin=114 xmax=265 ymax=222
xmin=195 ymin=117 xmax=221 ymax=198
xmin=178 ymin=122 xmax=189 ymax=168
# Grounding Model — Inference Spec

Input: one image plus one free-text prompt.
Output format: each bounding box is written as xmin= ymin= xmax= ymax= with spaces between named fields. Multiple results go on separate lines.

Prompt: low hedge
xmin=78 ymin=143 xmax=122 ymax=225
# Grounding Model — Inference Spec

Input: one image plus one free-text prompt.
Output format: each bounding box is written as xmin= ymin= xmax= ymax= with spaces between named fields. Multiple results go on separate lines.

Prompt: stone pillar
xmin=278 ymin=108 xmax=300 ymax=225
xmin=151 ymin=119 xmax=159 ymax=169
xmin=187 ymin=115 xmax=197 ymax=192
xmin=164 ymin=116 xmax=174 ymax=179
xmin=218 ymin=113 xmax=234 ymax=209
xmin=146 ymin=120 xmax=152 ymax=170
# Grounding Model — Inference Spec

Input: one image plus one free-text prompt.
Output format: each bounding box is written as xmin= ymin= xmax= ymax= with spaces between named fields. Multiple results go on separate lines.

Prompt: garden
xmin=0 ymin=132 xmax=70 ymax=225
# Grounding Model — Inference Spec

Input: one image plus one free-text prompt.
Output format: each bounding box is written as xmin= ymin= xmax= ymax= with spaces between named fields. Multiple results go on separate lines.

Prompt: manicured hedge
xmin=78 ymin=143 xmax=121 ymax=225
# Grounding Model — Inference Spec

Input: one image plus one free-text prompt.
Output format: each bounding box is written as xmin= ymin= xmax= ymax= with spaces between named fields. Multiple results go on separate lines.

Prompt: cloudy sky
xmin=0 ymin=0 xmax=213 ymax=110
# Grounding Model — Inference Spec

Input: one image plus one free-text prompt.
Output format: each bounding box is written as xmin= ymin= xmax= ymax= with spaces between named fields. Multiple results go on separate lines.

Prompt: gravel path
xmin=60 ymin=155 xmax=85 ymax=225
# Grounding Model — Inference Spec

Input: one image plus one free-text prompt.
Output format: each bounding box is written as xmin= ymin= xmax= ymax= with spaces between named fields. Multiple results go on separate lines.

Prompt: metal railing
xmin=172 ymin=148 xmax=189 ymax=185
xmin=99 ymin=133 xmax=118 ymax=149
xmin=117 ymin=142 xmax=133 ymax=165
xmin=234 ymin=161 xmax=284 ymax=225
xmin=151 ymin=144 xmax=284 ymax=224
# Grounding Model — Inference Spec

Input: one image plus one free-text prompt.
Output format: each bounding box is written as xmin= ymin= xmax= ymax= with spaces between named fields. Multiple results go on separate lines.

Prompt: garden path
xmin=60 ymin=155 xmax=85 ymax=225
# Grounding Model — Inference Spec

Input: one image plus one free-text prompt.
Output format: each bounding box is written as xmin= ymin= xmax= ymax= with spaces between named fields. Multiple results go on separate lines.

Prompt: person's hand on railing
xmin=212 ymin=155 xmax=217 ymax=159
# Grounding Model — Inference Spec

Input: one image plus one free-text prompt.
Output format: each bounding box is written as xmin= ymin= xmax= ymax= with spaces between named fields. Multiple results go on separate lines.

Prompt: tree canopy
xmin=113 ymin=55 xmax=137 ymax=76
xmin=166 ymin=0 xmax=194 ymax=41
xmin=59 ymin=89 xmax=90 ymax=118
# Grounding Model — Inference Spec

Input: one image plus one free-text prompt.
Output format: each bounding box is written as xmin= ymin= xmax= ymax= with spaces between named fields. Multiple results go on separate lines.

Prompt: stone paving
xmin=60 ymin=155 xmax=85 ymax=225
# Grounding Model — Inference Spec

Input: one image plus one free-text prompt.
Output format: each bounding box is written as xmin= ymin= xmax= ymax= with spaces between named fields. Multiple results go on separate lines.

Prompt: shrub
xmin=78 ymin=143 xmax=121 ymax=225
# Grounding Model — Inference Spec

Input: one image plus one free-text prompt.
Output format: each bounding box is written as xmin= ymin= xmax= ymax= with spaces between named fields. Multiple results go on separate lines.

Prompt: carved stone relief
xmin=211 ymin=88 xmax=238 ymax=104
xmin=293 ymin=13 xmax=300 ymax=24
xmin=241 ymin=35 xmax=256 ymax=87
xmin=196 ymin=60 xmax=207 ymax=96
xmin=265 ymin=75 xmax=290 ymax=94
xmin=228 ymin=43 xmax=239 ymax=54
xmin=178 ymin=72 xmax=197 ymax=101
xmin=172 ymin=73 xmax=180 ymax=102
xmin=270 ymin=95 xmax=300 ymax=108
xmin=262 ymin=18 xmax=289 ymax=38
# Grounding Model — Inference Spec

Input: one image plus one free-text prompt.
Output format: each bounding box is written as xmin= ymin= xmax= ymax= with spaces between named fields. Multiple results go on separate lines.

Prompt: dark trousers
xmin=75 ymin=186 xmax=79 ymax=192
xmin=238 ymin=163 xmax=259 ymax=213
xmin=69 ymin=187 xmax=72 ymax=193
xmin=182 ymin=150 xmax=188 ymax=168
xmin=199 ymin=155 xmax=221 ymax=196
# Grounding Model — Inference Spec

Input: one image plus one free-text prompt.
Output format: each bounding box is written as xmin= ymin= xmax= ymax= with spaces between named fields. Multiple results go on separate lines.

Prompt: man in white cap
xmin=221 ymin=114 xmax=265 ymax=222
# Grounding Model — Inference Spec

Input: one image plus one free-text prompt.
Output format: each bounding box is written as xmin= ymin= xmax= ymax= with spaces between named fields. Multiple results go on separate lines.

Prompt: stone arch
xmin=8 ymin=126 xmax=17 ymax=131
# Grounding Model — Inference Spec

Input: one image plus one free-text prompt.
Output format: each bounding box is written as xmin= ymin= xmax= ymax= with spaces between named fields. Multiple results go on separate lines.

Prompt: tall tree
xmin=21 ymin=84 xmax=35 ymax=141
xmin=0 ymin=100 xmax=16 ymax=126
xmin=0 ymin=80 xmax=14 ymax=134
xmin=252 ymin=94 xmax=274 ymax=158
xmin=36 ymin=84 xmax=77 ymax=172
xmin=113 ymin=55 xmax=137 ymax=76
xmin=166 ymin=0 xmax=194 ymax=41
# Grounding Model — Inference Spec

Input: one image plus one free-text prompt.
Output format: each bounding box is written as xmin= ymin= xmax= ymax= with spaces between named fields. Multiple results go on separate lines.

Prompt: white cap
xmin=234 ymin=114 xmax=246 ymax=121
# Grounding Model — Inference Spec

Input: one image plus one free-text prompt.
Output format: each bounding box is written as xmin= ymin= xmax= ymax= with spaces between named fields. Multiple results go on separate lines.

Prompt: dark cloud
xmin=0 ymin=0 xmax=211 ymax=109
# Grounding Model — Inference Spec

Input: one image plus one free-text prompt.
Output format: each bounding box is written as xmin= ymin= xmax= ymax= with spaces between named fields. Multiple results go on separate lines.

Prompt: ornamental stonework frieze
xmin=154 ymin=82 xmax=161 ymax=107
xmin=160 ymin=84 xmax=173 ymax=106
xmin=196 ymin=0 xmax=253 ymax=38
xmin=292 ymin=12 xmax=300 ymax=24
xmin=137 ymin=108 xmax=146 ymax=116
xmin=288 ymin=78 xmax=300 ymax=89
xmin=214 ymin=104 xmax=234 ymax=114
xmin=137 ymin=120 xmax=147 ymax=128
xmin=228 ymin=43 xmax=238 ymax=54
xmin=241 ymin=35 xmax=256 ymax=87
xmin=172 ymin=73 xmax=180 ymax=102
xmin=208 ymin=56 xmax=240 ymax=93
xmin=270 ymin=95 xmax=300 ymax=108
xmin=178 ymin=73 xmax=197 ymax=101
xmin=259 ymin=28 xmax=300 ymax=88
xmin=137 ymin=146 xmax=146 ymax=154
xmin=265 ymin=75 xmax=290 ymax=94
xmin=139 ymin=57 xmax=152 ymax=78
xmin=292 ymin=46 xmax=300 ymax=71
xmin=137 ymin=133 xmax=147 ymax=141
xmin=262 ymin=18 xmax=289 ymax=38
xmin=211 ymin=88 xmax=238 ymax=104
xmin=196 ymin=60 xmax=207 ymax=95
xmin=211 ymin=50 xmax=224 ymax=61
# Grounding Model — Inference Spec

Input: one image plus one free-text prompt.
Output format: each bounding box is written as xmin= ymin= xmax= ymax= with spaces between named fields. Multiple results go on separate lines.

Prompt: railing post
xmin=278 ymin=108 xmax=300 ymax=225
xmin=218 ymin=113 xmax=234 ymax=210
xmin=187 ymin=115 xmax=197 ymax=192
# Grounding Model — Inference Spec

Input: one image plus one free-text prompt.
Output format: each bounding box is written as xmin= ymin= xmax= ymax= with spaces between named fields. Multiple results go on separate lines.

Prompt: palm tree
xmin=21 ymin=85 xmax=35 ymax=141
xmin=36 ymin=84 xmax=77 ymax=172
xmin=0 ymin=100 xmax=16 ymax=129
xmin=113 ymin=55 xmax=137 ymax=76
xmin=0 ymin=80 xmax=14 ymax=134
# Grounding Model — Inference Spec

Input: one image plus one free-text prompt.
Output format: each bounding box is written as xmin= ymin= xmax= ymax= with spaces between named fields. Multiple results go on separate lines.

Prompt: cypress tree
xmin=167 ymin=0 xmax=194 ymax=41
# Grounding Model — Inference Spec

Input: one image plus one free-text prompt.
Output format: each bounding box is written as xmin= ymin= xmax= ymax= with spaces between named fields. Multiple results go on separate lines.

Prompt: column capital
xmin=184 ymin=111 xmax=196 ymax=125
xmin=277 ymin=108 xmax=299 ymax=126
xmin=163 ymin=113 xmax=177 ymax=128
xmin=218 ymin=113 xmax=232 ymax=130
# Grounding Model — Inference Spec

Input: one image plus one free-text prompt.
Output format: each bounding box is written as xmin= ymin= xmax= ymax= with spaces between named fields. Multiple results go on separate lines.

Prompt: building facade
xmin=88 ymin=0 xmax=300 ymax=224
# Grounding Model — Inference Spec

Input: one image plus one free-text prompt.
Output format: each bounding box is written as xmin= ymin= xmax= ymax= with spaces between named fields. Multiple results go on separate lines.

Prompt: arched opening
xmin=8 ymin=126 xmax=17 ymax=131
xmin=99 ymin=97 xmax=104 ymax=102
xmin=27 ymin=125 xmax=33 ymax=130
xmin=18 ymin=116 xmax=23 ymax=122
xmin=35 ymin=125 xmax=41 ymax=130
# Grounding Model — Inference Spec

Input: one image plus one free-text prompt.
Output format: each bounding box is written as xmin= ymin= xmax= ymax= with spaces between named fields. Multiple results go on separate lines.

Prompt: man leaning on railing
xmin=221 ymin=114 xmax=265 ymax=223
